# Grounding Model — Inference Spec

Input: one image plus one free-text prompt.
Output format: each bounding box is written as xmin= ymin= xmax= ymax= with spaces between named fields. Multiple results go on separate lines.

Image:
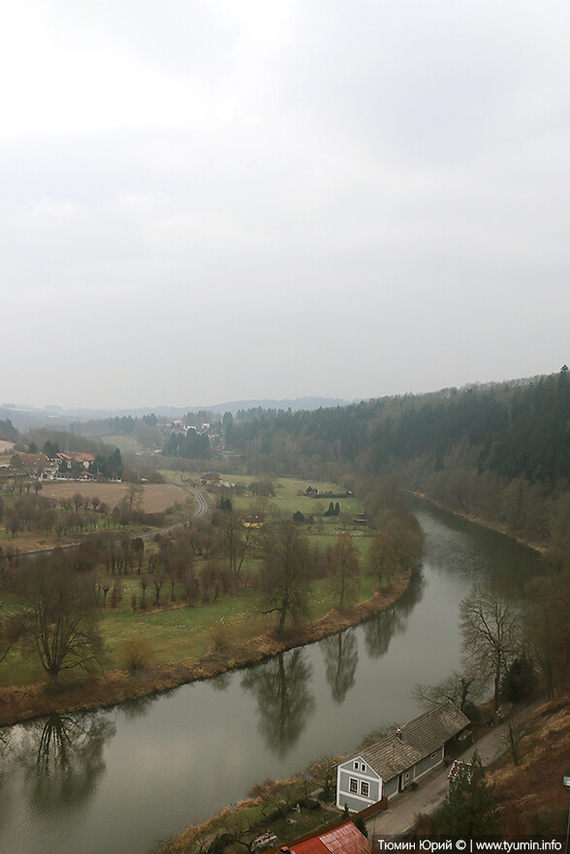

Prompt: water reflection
xmin=210 ymin=672 xmax=232 ymax=692
xmin=0 ymin=711 xmax=116 ymax=812
xmin=119 ymin=693 xmax=162 ymax=719
xmin=321 ymin=629 xmax=358 ymax=704
xmin=241 ymin=649 xmax=315 ymax=758
xmin=363 ymin=570 xmax=426 ymax=659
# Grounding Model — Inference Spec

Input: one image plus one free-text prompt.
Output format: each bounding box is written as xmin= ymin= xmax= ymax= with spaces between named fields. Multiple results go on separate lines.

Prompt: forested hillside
xmin=225 ymin=368 xmax=570 ymax=558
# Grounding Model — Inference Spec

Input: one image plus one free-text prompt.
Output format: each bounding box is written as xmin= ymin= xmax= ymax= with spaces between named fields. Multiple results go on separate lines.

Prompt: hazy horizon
xmin=1 ymin=368 xmax=560 ymax=419
xmin=2 ymin=2 xmax=569 ymax=409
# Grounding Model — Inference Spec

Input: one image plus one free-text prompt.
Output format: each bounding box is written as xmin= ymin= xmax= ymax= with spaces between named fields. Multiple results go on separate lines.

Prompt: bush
xmin=210 ymin=621 xmax=231 ymax=652
xmin=463 ymin=701 xmax=482 ymax=724
xmin=297 ymin=797 xmax=321 ymax=811
xmin=120 ymin=637 xmax=155 ymax=674
xmin=501 ymin=656 xmax=537 ymax=703
xmin=208 ymin=833 xmax=233 ymax=853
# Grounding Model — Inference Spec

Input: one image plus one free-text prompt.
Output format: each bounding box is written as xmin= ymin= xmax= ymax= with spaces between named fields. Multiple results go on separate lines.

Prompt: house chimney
xmin=396 ymin=727 xmax=403 ymax=744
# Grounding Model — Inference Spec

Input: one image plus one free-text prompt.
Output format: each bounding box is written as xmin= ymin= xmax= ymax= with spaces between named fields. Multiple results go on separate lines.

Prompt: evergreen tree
xmin=436 ymin=751 xmax=501 ymax=837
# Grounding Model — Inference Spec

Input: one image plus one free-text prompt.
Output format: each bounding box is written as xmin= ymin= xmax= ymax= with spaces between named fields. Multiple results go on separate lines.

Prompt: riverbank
xmin=410 ymin=491 xmax=546 ymax=554
xmin=0 ymin=570 xmax=411 ymax=728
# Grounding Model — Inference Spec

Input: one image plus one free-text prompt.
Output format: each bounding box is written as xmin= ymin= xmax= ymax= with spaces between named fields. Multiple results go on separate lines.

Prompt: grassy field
xmin=0 ymin=475 xmax=384 ymax=691
xmin=102 ymin=435 xmax=143 ymax=453
xmin=0 ymin=569 xmax=379 ymax=688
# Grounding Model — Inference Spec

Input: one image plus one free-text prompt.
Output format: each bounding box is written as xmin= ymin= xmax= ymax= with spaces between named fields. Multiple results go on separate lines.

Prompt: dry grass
xmin=488 ymin=693 xmax=570 ymax=834
xmin=0 ymin=440 xmax=15 ymax=453
xmin=39 ymin=481 xmax=185 ymax=513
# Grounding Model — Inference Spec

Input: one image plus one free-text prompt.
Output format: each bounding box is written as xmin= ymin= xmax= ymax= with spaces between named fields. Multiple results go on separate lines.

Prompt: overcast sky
xmin=1 ymin=1 xmax=569 ymax=410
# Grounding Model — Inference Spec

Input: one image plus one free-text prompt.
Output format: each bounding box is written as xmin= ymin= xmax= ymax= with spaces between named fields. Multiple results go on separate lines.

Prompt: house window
xmin=360 ymin=781 xmax=369 ymax=797
xmin=354 ymin=761 xmax=359 ymax=770
xmin=349 ymin=778 xmax=358 ymax=794
xmin=362 ymin=764 xmax=366 ymax=772
xmin=431 ymin=752 xmax=437 ymax=759
xmin=405 ymin=772 xmax=410 ymax=781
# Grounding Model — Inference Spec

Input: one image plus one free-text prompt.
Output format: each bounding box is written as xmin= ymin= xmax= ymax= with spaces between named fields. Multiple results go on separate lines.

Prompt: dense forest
xmin=224 ymin=368 xmax=570 ymax=558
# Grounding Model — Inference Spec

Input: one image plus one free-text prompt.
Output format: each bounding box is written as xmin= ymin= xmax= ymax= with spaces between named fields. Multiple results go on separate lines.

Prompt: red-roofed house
xmin=269 ymin=821 xmax=371 ymax=854
xmin=74 ymin=453 xmax=95 ymax=469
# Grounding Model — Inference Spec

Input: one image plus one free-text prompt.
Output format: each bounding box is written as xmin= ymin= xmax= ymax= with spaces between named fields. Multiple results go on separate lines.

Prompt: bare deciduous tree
xmin=26 ymin=554 xmax=103 ymax=681
xmin=259 ymin=522 xmax=311 ymax=634
xmin=330 ymin=531 xmax=360 ymax=610
xmin=414 ymin=669 xmax=482 ymax=713
xmin=459 ymin=581 xmax=521 ymax=712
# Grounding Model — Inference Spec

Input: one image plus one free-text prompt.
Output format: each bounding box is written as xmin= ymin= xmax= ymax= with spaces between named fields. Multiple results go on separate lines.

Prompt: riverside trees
xmin=259 ymin=522 xmax=311 ymax=634
xmin=459 ymin=581 xmax=521 ymax=712
xmin=330 ymin=532 xmax=360 ymax=609
xmin=25 ymin=551 xmax=103 ymax=681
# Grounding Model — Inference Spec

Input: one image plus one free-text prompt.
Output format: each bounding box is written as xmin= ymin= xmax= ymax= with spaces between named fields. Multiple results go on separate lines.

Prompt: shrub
xmin=298 ymin=797 xmax=321 ymax=811
xmin=209 ymin=621 xmax=232 ymax=652
xmin=120 ymin=637 xmax=155 ymax=674
xmin=501 ymin=656 xmax=537 ymax=703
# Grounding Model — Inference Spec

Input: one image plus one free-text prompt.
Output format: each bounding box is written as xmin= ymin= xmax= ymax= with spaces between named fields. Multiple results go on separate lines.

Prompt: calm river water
xmin=0 ymin=503 xmax=544 ymax=854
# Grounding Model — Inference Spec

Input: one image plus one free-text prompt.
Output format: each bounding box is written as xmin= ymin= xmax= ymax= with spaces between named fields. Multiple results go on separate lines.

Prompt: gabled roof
xmin=284 ymin=821 xmax=371 ymax=854
xmin=358 ymin=701 xmax=469 ymax=782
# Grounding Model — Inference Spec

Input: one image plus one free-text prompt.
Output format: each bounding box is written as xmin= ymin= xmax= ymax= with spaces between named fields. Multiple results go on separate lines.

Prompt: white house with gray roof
xmin=336 ymin=701 xmax=469 ymax=812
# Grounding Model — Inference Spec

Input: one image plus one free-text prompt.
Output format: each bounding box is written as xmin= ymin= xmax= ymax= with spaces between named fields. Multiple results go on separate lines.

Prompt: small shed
xmin=336 ymin=701 xmax=469 ymax=811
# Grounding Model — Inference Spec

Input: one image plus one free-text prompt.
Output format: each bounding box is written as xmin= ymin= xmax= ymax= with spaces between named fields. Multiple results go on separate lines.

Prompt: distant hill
xmin=203 ymin=397 xmax=352 ymax=415
xmin=0 ymin=405 xmax=71 ymax=432
xmin=1 ymin=397 xmax=352 ymax=428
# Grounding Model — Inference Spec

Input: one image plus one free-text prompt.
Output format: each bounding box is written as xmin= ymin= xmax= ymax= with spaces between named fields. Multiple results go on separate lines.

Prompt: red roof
xmin=280 ymin=821 xmax=371 ymax=854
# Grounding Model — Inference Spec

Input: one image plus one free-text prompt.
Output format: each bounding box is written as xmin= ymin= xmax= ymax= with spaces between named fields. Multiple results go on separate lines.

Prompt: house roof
xmin=359 ymin=701 xmax=469 ymax=782
xmin=19 ymin=453 xmax=48 ymax=464
xmin=281 ymin=821 xmax=370 ymax=854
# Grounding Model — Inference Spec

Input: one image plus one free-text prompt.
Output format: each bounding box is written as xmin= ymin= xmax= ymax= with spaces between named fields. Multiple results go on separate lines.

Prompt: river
xmin=0 ymin=502 xmax=544 ymax=854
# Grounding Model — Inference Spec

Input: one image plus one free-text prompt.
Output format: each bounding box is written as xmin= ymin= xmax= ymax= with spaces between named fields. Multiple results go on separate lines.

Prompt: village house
xmin=201 ymin=471 xmax=223 ymax=486
xmin=17 ymin=452 xmax=59 ymax=479
xmin=335 ymin=701 xmax=469 ymax=812
xmin=74 ymin=452 xmax=95 ymax=469
xmin=266 ymin=820 xmax=370 ymax=854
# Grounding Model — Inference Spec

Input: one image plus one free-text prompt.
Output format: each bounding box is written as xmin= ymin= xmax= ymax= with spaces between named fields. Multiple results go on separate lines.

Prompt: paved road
xmin=365 ymin=699 xmax=545 ymax=840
